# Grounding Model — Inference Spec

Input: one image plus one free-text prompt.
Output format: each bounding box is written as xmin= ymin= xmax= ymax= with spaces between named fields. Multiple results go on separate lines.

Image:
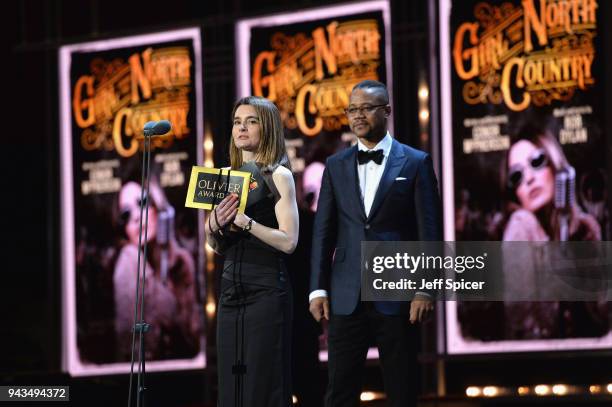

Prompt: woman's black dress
xmin=216 ymin=162 xmax=293 ymax=407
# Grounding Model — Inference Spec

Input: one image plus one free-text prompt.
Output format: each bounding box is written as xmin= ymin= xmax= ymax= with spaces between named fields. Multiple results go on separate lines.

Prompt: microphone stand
xmin=555 ymin=166 xmax=575 ymax=337
xmin=127 ymin=122 xmax=156 ymax=407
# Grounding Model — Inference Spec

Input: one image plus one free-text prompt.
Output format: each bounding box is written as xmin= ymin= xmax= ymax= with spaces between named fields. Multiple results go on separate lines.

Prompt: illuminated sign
xmin=72 ymin=46 xmax=192 ymax=157
xmin=236 ymin=1 xmax=392 ymax=175
xmin=440 ymin=0 xmax=610 ymax=355
xmin=59 ymin=28 xmax=205 ymax=376
xmin=452 ymin=0 xmax=598 ymax=111
xmin=252 ymin=19 xmax=383 ymax=136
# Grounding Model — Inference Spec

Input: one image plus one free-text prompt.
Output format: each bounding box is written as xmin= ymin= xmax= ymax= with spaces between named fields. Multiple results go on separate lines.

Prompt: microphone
xmin=554 ymin=165 xmax=576 ymax=209
xmin=555 ymin=166 xmax=576 ymax=241
xmin=152 ymin=120 xmax=172 ymax=135
xmin=144 ymin=121 xmax=156 ymax=133
xmin=143 ymin=120 xmax=172 ymax=136
xmin=157 ymin=206 xmax=175 ymax=246
xmin=157 ymin=205 xmax=175 ymax=284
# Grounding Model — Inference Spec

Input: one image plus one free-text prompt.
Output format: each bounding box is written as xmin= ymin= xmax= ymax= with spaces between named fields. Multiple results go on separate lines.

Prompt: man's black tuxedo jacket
xmin=310 ymin=139 xmax=443 ymax=315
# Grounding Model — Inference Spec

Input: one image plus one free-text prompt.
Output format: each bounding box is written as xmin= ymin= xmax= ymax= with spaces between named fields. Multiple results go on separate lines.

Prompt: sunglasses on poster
xmin=507 ymin=149 xmax=549 ymax=190
xmin=119 ymin=194 xmax=154 ymax=225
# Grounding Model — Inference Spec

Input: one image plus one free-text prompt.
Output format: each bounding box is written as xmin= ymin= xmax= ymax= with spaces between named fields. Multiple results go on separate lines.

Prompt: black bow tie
xmin=357 ymin=149 xmax=384 ymax=165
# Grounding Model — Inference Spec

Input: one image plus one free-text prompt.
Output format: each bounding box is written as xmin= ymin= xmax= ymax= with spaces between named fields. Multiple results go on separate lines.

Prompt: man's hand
xmin=409 ymin=295 xmax=434 ymax=324
xmin=309 ymin=297 xmax=330 ymax=322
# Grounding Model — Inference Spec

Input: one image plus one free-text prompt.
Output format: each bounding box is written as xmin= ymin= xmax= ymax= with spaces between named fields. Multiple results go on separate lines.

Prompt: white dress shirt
xmin=357 ymin=132 xmax=393 ymax=216
xmin=309 ymin=133 xmax=392 ymax=303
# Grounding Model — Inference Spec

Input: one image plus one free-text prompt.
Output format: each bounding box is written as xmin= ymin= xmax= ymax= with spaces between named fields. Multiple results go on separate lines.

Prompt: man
xmin=309 ymin=80 xmax=442 ymax=407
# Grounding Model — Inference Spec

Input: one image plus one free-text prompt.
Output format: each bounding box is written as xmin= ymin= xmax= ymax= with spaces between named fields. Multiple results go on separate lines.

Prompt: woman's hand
xmin=570 ymin=209 xmax=601 ymax=241
xmin=208 ymin=193 xmax=239 ymax=233
xmin=233 ymin=213 xmax=252 ymax=230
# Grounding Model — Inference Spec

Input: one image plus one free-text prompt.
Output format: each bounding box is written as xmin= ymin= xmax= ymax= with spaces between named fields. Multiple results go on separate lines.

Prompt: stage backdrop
xmin=236 ymin=0 xmax=392 ymax=210
xmin=236 ymin=0 xmax=392 ymax=361
xmin=59 ymin=28 xmax=205 ymax=375
xmin=439 ymin=0 xmax=611 ymax=353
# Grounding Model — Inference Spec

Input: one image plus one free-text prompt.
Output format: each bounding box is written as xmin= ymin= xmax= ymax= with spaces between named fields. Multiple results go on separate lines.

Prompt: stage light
xmin=465 ymin=386 xmax=481 ymax=397
xmin=359 ymin=391 xmax=384 ymax=401
xmin=418 ymin=86 xmax=429 ymax=99
xmin=419 ymin=109 xmax=430 ymax=121
xmin=552 ymin=384 xmax=568 ymax=395
xmin=360 ymin=392 xmax=375 ymax=401
xmin=534 ymin=385 xmax=551 ymax=396
xmin=517 ymin=386 xmax=530 ymax=395
xmin=292 ymin=395 xmax=297 ymax=404
xmin=204 ymin=139 xmax=214 ymax=152
xmin=205 ymin=243 xmax=215 ymax=273
xmin=607 ymin=383 xmax=612 ymax=393
xmin=482 ymin=386 xmax=499 ymax=397
xmin=205 ymin=301 xmax=216 ymax=317
xmin=589 ymin=385 xmax=602 ymax=394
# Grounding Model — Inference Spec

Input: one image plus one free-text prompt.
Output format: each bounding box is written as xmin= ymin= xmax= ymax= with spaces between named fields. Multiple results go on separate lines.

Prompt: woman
xmin=205 ymin=96 xmax=299 ymax=406
xmin=502 ymin=126 xmax=600 ymax=241
xmin=113 ymin=178 xmax=200 ymax=360
xmin=501 ymin=124 xmax=606 ymax=339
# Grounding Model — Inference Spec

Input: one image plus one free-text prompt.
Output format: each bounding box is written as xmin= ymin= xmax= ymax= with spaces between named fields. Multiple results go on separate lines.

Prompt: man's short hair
xmin=352 ymin=80 xmax=389 ymax=103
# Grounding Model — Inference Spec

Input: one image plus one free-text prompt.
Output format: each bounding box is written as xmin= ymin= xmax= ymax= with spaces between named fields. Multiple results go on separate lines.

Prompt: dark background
xmin=4 ymin=0 xmax=612 ymax=406
xmin=4 ymin=1 xmax=430 ymax=405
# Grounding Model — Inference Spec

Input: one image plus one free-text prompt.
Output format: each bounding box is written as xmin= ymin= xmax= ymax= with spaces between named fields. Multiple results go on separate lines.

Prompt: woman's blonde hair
xmin=229 ymin=96 xmax=290 ymax=172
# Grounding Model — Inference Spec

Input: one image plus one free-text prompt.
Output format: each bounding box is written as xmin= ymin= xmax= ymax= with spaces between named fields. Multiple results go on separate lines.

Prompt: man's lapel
xmin=340 ymin=146 xmax=367 ymax=220
xmin=367 ymin=140 xmax=407 ymax=221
